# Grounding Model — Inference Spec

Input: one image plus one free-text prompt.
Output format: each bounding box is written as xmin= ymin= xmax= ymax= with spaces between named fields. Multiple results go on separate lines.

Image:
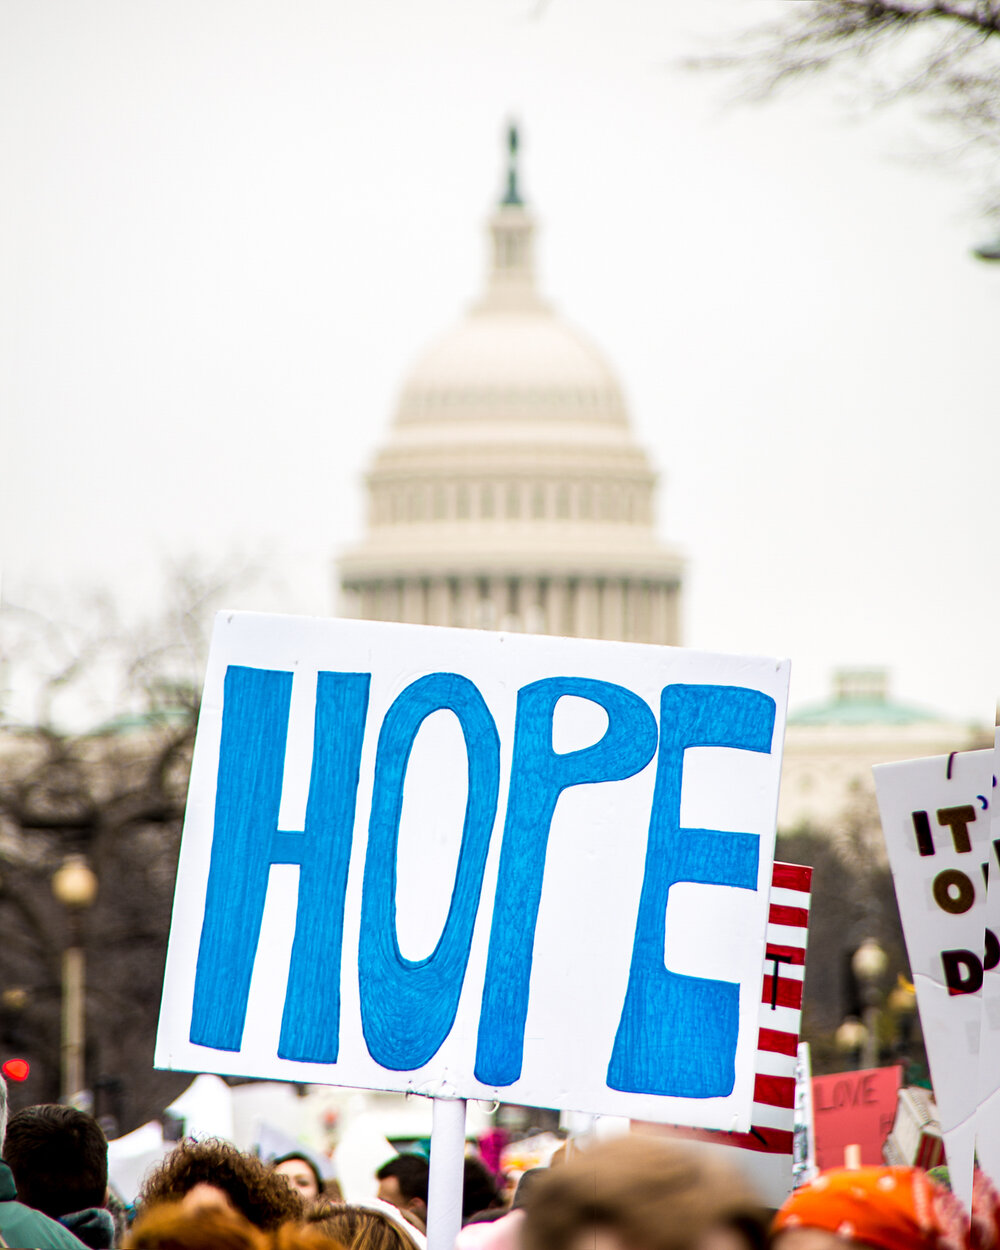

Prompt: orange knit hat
xmin=773 ymin=1168 xmax=968 ymax=1250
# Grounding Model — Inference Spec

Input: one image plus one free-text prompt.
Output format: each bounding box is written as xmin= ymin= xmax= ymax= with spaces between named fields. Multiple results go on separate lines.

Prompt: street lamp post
xmin=835 ymin=1016 xmax=867 ymax=1068
xmin=888 ymin=978 xmax=918 ymax=1051
xmin=51 ymin=855 xmax=98 ymax=1106
xmin=852 ymin=938 xmax=888 ymax=1070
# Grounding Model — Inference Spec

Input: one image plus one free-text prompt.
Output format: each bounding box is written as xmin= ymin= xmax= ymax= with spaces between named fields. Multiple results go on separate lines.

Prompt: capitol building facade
xmin=339 ymin=131 xmax=684 ymax=645
xmin=337 ymin=131 xmax=984 ymax=843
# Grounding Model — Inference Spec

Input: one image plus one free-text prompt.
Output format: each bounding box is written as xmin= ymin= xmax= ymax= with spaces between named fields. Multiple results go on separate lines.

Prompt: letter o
xmin=933 ymin=868 xmax=975 ymax=915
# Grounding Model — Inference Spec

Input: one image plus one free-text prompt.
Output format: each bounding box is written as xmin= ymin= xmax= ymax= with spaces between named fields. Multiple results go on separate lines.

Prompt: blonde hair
xmin=308 ymin=1204 xmax=420 ymax=1250
xmin=272 ymin=1223 xmax=349 ymax=1250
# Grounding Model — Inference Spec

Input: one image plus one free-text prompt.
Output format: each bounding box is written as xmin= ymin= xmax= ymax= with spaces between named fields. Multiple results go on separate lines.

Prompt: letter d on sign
xmin=607 ymin=683 xmax=776 ymax=1099
xmin=942 ymin=949 xmax=984 ymax=996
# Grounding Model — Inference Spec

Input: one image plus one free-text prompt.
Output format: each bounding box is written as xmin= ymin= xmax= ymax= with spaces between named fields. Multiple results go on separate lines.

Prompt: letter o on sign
xmin=933 ymin=869 xmax=975 ymax=915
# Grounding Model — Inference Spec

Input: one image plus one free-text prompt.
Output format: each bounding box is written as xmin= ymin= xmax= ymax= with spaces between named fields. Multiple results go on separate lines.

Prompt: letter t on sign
xmin=938 ymin=806 xmax=976 ymax=854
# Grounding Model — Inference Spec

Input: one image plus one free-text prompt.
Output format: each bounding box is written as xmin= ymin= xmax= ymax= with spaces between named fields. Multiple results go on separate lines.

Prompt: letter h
xmin=189 ymin=665 xmax=370 ymax=1062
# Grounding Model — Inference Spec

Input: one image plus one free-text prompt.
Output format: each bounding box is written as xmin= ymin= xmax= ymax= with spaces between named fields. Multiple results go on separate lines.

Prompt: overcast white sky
xmin=2 ymin=0 xmax=997 ymax=725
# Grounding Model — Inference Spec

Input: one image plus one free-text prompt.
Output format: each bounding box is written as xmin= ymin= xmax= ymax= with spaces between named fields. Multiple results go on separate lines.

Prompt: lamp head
xmin=51 ymin=856 xmax=98 ymax=909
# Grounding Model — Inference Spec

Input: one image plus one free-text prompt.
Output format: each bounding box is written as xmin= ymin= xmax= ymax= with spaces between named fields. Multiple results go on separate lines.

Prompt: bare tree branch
xmin=0 ymin=559 xmax=260 ymax=1128
xmin=691 ymin=0 xmax=1000 ymax=221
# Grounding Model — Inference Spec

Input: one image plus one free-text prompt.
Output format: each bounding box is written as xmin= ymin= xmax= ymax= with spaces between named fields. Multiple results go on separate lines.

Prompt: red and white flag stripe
xmin=722 ymin=860 xmax=811 ymax=1152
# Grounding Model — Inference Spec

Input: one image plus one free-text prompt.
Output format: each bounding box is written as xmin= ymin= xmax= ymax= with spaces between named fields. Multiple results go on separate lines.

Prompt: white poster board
xmin=156 ymin=613 xmax=790 ymax=1131
xmin=978 ymin=729 xmax=1000 ymax=1182
xmin=874 ymin=749 xmax=994 ymax=1210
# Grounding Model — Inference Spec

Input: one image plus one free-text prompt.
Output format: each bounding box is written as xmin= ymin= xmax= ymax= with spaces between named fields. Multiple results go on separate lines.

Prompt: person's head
xmin=463 ymin=1156 xmax=501 ymax=1223
xmin=512 ymin=1169 xmax=545 ymax=1211
xmin=521 ymin=1136 xmax=768 ymax=1250
xmin=4 ymin=1103 xmax=108 ymax=1218
xmin=139 ymin=1139 xmax=305 ymax=1230
xmin=125 ymin=1201 xmax=351 ymax=1250
xmin=376 ymin=1156 xmax=430 ymax=1225
xmin=124 ymin=1201 xmax=269 ymax=1250
xmin=272 ymin=1224 xmax=350 ymax=1250
xmin=272 ymin=1153 xmax=325 ymax=1204
xmin=309 ymin=1203 xmax=420 ymax=1250
xmin=772 ymin=1167 xmax=968 ymax=1250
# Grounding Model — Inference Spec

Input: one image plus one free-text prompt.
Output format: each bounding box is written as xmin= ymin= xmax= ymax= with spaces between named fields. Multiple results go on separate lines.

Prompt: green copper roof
xmin=787 ymin=669 xmax=949 ymax=727
xmin=787 ymin=695 xmax=944 ymax=727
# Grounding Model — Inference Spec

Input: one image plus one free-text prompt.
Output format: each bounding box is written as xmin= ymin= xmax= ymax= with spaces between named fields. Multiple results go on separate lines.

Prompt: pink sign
xmin=812 ymin=1066 xmax=902 ymax=1169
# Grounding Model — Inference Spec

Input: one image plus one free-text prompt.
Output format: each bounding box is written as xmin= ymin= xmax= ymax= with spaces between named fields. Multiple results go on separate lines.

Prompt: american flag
xmin=725 ymin=861 xmax=812 ymax=1156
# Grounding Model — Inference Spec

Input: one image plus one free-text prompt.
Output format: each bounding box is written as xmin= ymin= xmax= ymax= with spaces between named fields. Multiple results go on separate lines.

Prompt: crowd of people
xmin=0 ymin=1074 xmax=990 ymax=1250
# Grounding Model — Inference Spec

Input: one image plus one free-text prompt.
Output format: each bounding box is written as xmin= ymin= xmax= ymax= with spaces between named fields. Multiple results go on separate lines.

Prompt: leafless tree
xmin=776 ymin=788 xmax=925 ymax=1077
xmin=0 ymin=562 xmax=257 ymax=1132
xmin=699 ymin=0 xmax=1000 ymax=224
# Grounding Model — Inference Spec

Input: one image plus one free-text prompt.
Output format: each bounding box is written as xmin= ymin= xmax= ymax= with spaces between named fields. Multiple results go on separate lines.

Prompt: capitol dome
xmin=401 ymin=308 xmax=621 ymax=394
xmin=339 ymin=128 xmax=683 ymax=643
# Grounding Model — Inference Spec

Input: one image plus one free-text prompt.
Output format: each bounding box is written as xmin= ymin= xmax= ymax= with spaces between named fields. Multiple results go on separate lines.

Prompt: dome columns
xmin=339 ymin=570 xmax=682 ymax=644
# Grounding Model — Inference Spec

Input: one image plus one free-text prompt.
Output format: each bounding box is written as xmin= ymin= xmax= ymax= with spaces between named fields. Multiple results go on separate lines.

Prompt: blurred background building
xmin=339 ymin=127 xmax=986 ymax=832
xmin=779 ymin=667 xmax=985 ymax=836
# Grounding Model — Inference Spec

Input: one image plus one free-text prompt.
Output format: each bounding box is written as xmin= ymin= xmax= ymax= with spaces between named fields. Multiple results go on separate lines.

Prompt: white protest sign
xmin=873 ymin=749 xmax=994 ymax=1211
xmin=156 ymin=613 xmax=790 ymax=1130
xmin=977 ymin=729 xmax=1000 ymax=1182
xmin=793 ymin=1042 xmax=817 ymax=1189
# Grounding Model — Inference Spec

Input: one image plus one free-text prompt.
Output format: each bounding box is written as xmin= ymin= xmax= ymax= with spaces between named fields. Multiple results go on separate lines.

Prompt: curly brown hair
xmin=139 ymin=1139 xmax=306 ymax=1231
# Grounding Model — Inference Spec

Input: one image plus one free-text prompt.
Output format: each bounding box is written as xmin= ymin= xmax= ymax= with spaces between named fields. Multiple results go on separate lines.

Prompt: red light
xmin=2 ymin=1060 xmax=30 ymax=1082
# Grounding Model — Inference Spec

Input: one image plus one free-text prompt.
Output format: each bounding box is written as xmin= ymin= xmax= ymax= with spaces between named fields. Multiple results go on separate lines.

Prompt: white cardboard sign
xmin=874 ymin=749 xmax=994 ymax=1210
xmin=977 ymin=729 xmax=1000 ymax=1182
xmin=156 ymin=613 xmax=790 ymax=1130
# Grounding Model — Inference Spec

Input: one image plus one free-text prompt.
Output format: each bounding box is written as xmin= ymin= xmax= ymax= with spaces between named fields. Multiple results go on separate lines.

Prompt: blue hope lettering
xmin=189 ymin=666 xmax=775 ymax=1100
xmin=473 ymin=677 xmax=659 ymax=1085
xmin=607 ymin=684 xmax=776 ymax=1098
xmin=190 ymin=665 xmax=370 ymax=1061
xmin=358 ymin=673 xmax=500 ymax=1070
